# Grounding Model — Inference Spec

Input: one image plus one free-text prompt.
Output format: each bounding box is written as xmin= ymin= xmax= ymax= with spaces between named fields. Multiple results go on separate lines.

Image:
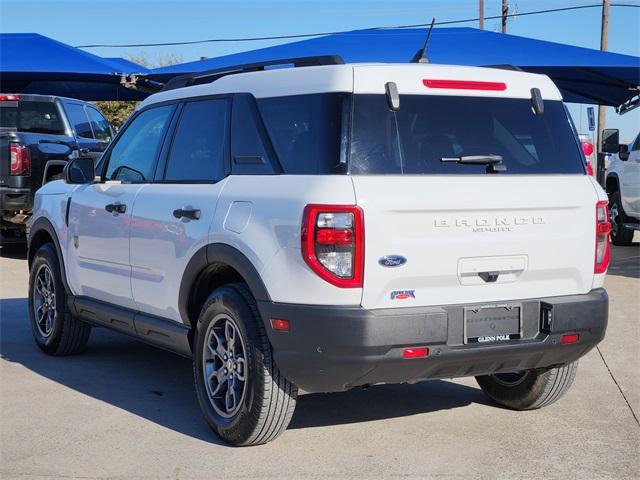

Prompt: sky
xmin=1 ymin=0 xmax=639 ymax=141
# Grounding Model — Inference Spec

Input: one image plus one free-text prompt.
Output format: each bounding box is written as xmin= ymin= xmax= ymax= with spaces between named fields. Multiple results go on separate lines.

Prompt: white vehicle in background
xmin=604 ymin=129 xmax=640 ymax=245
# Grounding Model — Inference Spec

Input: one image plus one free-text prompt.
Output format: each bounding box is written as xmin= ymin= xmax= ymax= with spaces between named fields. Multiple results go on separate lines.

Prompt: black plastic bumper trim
xmin=0 ymin=187 xmax=32 ymax=211
xmin=257 ymin=289 xmax=608 ymax=393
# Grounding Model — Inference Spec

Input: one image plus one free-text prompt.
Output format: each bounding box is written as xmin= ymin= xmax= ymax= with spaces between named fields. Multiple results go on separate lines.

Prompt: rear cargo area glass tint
xmin=257 ymin=93 xmax=347 ymax=174
xmin=0 ymin=101 xmax=65 ymax=135
xmin=349 ymin=95 xmax=585 ymax=175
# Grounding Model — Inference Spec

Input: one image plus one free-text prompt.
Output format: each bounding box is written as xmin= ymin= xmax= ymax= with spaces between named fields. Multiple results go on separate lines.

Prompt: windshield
xmin=349 ymin=95 xmax=585 ymax=175
xmin=0 ymin=101 xmax=66 ymax=135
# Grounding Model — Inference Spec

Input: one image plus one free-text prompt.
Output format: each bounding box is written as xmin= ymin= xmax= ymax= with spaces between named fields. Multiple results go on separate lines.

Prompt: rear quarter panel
xmin=211 ymin=175 xmax=361 ymax=305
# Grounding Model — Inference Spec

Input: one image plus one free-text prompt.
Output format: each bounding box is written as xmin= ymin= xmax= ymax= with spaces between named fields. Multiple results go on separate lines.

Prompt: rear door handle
xmin=173 ymin=207 xmax=201 ymax=220
xmin=105 ymin=202 xmax=127 ymax=214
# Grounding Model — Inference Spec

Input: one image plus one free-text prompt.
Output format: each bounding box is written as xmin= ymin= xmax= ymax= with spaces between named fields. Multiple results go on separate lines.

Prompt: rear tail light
xmin=301 ymin=204 xmax=364 ymax=288
xmin=581 ymin=141 xmax=594 ymax=157
xmin=581 ymin=141 xmax=594 ymax=175
xmin=9 ymin=143 xmax=30 ymax=176
xmin=594 ymin=200 xmax=611 ymax=274
xmin=586 ymin=160 xmax=594 ymax=176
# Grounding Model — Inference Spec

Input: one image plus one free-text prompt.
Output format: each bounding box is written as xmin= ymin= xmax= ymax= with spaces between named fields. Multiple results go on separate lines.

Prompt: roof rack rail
xmin=160 ymin=55 xmax=345 ymax=92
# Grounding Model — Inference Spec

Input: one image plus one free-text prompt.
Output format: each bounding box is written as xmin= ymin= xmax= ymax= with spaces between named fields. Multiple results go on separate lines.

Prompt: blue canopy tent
xmin=0 ymin=33 xmax=153 ymax=101
xmin=152 ymin=27 xmax=640 ymax=113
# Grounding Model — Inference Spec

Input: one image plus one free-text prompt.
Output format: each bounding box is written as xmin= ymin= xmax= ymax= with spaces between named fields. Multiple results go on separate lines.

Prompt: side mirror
xmin=619 ymin=143 xmax=630 ymax=161
xmin=601 ymin=128 xmax=620 ymax=154
xmin=63 ymin=157 xmax=95 ymax=184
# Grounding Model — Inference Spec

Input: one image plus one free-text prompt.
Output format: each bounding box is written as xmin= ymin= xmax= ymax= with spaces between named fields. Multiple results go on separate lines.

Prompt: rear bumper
xmin=0 ymin=186 xmax=32 ymax=211
xmin=257 ymin=289 xmax=608 ymax=393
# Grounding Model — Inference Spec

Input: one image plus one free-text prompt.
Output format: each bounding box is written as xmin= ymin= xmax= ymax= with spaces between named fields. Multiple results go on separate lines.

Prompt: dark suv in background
xmin=0 ymin=93 xmax=113 ymax=243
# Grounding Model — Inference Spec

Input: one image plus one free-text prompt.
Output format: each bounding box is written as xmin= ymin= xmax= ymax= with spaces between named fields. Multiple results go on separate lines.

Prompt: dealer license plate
xmin=464 ymin=304 xmax=521 ymax=344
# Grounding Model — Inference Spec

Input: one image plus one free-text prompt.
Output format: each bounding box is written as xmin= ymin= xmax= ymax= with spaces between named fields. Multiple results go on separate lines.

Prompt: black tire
xmin=476 ymin=362 xmax=578 ymax=410
xmin=28 ymin=243 xmax=91 ymax=355
xmin=609 ymin=191 xmax=635 ymax=246
xmin=193 ymin=283 xmax=297 ymax=446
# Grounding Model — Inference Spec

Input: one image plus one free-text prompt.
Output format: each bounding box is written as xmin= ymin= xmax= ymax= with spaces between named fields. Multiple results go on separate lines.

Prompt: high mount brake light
xmin=594 ymin=201 xmax=611 ymax=274
xmin=301 ymin=204 xmax=364 ymax=288
xmin=9 ymin=144 xmax=30 ymax=176
xmin=0 ymin=94 xmax=20 ymax=101
xmin=422 ymin=79 xmax=507 ymax=91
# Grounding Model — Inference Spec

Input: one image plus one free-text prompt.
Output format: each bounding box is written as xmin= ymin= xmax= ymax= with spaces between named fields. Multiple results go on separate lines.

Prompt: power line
xmin=76 ymin=3 xmax=640 ymax=48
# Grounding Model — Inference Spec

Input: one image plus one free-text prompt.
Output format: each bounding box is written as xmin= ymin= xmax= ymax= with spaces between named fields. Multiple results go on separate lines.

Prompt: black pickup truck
xmin=0 ymin=94 xmax=113 ymax=243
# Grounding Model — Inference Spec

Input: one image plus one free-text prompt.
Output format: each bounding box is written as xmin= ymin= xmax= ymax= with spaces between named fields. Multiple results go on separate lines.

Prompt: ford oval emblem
xmin=378 ymin=255 xmax=407 ymax=267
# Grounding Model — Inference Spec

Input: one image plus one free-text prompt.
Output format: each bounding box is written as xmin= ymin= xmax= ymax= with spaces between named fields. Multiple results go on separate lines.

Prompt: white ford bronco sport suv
xmin=27 ymin=56 xmax=610 ymax=446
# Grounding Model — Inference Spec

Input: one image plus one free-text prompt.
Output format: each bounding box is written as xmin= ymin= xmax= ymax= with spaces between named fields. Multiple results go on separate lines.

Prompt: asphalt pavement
xmin=1 ymin=240 xmax=638 ymax=479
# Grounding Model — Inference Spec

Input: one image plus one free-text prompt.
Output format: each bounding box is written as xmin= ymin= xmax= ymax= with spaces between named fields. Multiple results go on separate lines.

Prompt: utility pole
xmin=596 ymin=0 xmax=610 ymax=185
xmin=479 ymin=0 xmax=484 ymax=29
xmin=501 ymin=0 xmax=508 ymax=33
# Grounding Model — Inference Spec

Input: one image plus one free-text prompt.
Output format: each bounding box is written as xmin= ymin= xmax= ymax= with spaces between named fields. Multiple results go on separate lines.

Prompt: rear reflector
xmin=0 ymin=94 xmax=20 ymax=101
xmin=403 ymin=347 xmax=429 ymax=359
xmin=423 ymin=79 xmax=507 ymax=91
xmin=270 ymin=318 xmax=290 ymax=332
xmin=561 ymin=333 xmax=579 ymax=345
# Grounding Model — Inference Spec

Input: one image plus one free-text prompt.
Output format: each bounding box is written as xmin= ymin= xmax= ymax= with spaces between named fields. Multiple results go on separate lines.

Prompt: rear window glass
xmin=0 ymin=101 xmax=65 ymax=135
xmin=257 ymin=93 xmax=346 ymax=174
xmin=349 ymin=95 xmax=585 ymax=175
xmin=66 ymin=103 xmax=94 ymax=139
xmin=87 ymin=107 xmax=113 ymax=142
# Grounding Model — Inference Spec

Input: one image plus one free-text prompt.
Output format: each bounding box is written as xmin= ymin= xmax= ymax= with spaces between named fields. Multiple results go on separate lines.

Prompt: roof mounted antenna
xmin=411 ymin=18 xmax=436 ymax=63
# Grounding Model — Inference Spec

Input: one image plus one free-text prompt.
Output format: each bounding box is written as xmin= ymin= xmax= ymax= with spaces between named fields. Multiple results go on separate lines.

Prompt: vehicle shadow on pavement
xmin=608 ymin=243 xmax=640 ymax=279
xmin=1 ymin=297 xmax=490 ymax=442
xmin=291 ymin=380 xmax=491 ymax=429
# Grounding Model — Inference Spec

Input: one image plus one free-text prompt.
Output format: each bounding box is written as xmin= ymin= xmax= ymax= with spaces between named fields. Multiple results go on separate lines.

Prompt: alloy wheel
xmin=33 ymin=264 xmax=56 ymax=337
xmin=609 ymin=203 xmax=620 ymax=238
xmin=202 ymin=314 xmax=248 ymax=418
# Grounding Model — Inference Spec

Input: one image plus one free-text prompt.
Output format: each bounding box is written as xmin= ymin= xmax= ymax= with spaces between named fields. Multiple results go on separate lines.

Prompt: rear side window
xmin=0 ymin=101 xmax=65 ymax=135
xmin=164 ymin=99 xmax=230 ymax=182
xmin=350 ymin=95 xmax=585 ymax=175
xmin=105 ymin=105 xmax=173 ymax=182
xmin=66 ymin=103 xmax=94 ymax=139
xmin=86 ymin=106 xmax=112 ymax=142
xmin=257 ymin=94 xmax=346 ymax=174
xmin=231 ymin=94 xmax=278 ymax=174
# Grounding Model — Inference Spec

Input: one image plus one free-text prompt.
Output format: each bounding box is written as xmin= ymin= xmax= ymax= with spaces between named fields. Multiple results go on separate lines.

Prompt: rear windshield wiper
xmin=440 ymin=155 xmax=506 ymax=173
